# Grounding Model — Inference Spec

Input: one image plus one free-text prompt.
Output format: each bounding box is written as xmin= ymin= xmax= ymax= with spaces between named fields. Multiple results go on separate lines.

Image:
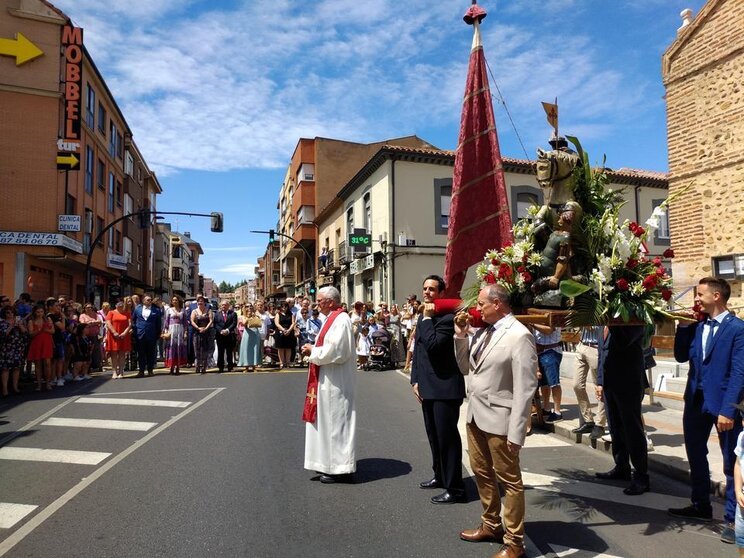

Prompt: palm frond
xmin=564 ymin=293 xmax=607 ymax=327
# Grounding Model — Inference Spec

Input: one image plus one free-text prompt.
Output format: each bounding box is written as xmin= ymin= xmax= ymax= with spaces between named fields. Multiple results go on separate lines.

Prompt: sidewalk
xmin=534 ymin=375 xmax=727 ymax=497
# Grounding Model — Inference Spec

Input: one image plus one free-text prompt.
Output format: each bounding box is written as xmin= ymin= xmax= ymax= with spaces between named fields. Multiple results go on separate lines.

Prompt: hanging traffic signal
xmin=268 ymin=229 xmax=275 ymax=242
xmin=308 ymin=280 xmax=317 ymax=296
xmin=210 ymin=212 xmax=224 ymax=233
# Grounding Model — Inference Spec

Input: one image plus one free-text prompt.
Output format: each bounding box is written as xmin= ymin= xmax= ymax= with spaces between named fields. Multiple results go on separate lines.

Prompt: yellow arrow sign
xmin=57 ymin=153 xmax=79 ymax=169
xmin=0 ymin=32 xmax=44 ymax=66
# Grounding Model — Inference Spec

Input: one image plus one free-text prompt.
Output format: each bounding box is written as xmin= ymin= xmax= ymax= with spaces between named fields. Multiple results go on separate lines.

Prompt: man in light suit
xmin=454 ymin=284 xmax=537 ymax=558
xmin=213 ymin=300 xmax=238 ymax=372
xmin=132 ymin=294 xmax=163 ymax=377
xmin=668 ymin=277 xmax=744 ymax=545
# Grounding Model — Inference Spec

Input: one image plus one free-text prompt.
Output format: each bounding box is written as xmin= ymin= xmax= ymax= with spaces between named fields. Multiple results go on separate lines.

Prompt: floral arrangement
xmin=463 ymin=136 xmax=686 ymax=326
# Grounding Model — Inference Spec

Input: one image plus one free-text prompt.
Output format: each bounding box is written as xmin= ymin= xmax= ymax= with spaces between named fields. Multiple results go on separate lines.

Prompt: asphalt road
xmin=0 ymin=368 xmax=730 ymax=557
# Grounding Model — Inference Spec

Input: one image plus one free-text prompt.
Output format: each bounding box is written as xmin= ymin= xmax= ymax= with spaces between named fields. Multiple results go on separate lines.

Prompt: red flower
xmin=521 ymin=272 xmax=533 ymax=283
xmin=642 ymin=275 xmax=658 ymax=291
xmin=653 ymin=257 xmax=662 ymax=266
xmin=629 ymin=222 xmax=639 ymax=233
xmin=616 ymin=278 xmax=629 ymax=291
xmin=663 ymin=248 xmax=675 ymax=258
xmin=497 ymin=263 xmax=513 ymax=280
xmin=627 ymin=258 xmax=638 ymax=269
xmin=632 ymin=225 xmax=646 ymax=238
xmin=491 ymin=258 xmax=499 ymax=266
xmin=517 ymin=266 xmax=526 ymax=273
xmin=661 ymin=288 xmax=672 ymax=301
xmin=484 ymin=273 xmax=496 ymax=284
xmin=656 ymin=266 xmax=666 ymax=277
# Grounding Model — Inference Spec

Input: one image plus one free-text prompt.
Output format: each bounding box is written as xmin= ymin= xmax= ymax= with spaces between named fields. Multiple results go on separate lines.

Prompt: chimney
xmin=183 ymin=232 xmax=191 ymax=238
xmin=678 ymin=8 xmax=693 ymax=35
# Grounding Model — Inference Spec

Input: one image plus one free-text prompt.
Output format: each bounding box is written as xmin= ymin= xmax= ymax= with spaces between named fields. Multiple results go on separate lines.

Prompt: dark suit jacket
xmin=213 ymin=310 xmax=238 ymax=338
xmin=411 ymin=314 xmax=465 ymax=400
xmin=675 ymin=313 xmax=744 ymax=419
xmin=597 ymin=325 xmax=645 ymax=391
xmin=132 ymin=305 xmax=163 ymax=342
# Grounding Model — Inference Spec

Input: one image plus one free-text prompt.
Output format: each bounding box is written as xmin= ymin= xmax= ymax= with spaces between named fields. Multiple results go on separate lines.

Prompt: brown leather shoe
xmin=491 ymin=544 xmax=526 ymax=558
xmin=459 ymin=523 xmax=503 ymax=543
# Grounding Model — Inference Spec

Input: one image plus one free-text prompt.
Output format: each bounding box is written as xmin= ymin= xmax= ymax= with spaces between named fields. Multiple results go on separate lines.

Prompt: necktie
xmin=473 ymin=326 xmax=495 ymax=363
xmin=223 ymin=312 xmax=227 ymax=322
xmin=704 ymin=319 xmax=717 ymax=358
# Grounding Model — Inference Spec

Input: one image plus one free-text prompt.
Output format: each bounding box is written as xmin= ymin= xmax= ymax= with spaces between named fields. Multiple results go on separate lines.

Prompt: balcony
xmin=338 ymin=241 xmax=348 ymax=264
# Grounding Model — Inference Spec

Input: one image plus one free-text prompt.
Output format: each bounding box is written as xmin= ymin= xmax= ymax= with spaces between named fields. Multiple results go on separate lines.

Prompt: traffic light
xmin=308 ymin=280 xmax=317 ymax=296
xmin=210 ymin=212 xmax=223 ymax=233
xmin=268 ymin=229 xmax=275 ymax=242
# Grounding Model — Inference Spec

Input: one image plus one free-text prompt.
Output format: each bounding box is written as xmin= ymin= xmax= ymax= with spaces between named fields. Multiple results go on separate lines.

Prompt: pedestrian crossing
xmin=0 ymin=390 xmax=208 ymax=538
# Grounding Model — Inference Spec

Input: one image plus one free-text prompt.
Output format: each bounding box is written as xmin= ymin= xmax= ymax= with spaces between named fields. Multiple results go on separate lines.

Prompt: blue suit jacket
xmin=675 ymin=313 xmax=744 ymax=419
xmin=411 ymin=314 xmax=465 ymax=400
xmin=132 ymin=305 xmax=163 ymax=342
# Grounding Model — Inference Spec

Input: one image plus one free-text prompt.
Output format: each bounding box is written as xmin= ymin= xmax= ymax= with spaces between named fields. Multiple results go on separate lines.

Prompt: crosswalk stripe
xmin=0 ymin=447 xmax=111 ymax=466
xmin=0 ymin=504 xmax=38 ymax=529
xmin=41 ymin=418 xmax=157 ymax=432
xmin=76 ymin=397 xmax=190 ymax=408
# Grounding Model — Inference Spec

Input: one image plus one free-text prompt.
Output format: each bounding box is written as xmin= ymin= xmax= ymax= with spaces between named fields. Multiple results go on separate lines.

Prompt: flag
xmin=443 ymin=2 xmax=513 ymax=297
xmin=542 ymin=100 xmax=558 ymax=133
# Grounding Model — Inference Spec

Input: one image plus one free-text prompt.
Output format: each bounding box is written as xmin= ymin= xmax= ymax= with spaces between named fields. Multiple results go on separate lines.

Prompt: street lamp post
xmin=250 ymin=229 xmax=315 ymax=296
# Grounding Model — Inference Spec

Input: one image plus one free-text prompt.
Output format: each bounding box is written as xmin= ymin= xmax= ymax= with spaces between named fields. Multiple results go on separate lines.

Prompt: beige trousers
xmin=466 ymin=420 xmax=525 ymax=547
xmin=573 ymin=342 xmax=606 ymax=426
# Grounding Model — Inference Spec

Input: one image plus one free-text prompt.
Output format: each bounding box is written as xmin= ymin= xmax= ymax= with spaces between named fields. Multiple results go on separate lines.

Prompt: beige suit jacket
xmin=454 ymin=315 xmax=538 ymax=447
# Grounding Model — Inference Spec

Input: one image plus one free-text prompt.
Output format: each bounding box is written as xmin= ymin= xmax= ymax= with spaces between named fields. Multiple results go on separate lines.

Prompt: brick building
xmin=0 ymin=0 xmax=160 ymax=305
xmin=663 ymin=0 xmax=744 ymax=307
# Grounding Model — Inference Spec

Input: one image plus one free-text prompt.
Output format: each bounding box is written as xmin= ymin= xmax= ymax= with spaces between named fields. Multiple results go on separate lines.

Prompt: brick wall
xmin=663 ymin=0 xmax=744 ymax=308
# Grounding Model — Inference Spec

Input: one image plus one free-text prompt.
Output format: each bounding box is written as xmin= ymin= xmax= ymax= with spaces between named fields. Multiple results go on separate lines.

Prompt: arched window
xmin=510 ymin=186 xmax=544 ymax=224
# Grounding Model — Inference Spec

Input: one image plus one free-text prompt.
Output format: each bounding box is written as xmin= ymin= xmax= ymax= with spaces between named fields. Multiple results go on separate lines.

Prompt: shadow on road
xmin=353 ymin=457 xmax=413 ymax=483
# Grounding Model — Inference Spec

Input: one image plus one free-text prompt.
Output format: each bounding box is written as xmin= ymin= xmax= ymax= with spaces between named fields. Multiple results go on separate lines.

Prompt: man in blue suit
xmin=669 ymin=277 xmax=744 ymax=545
xmin=132 ymin=294 xmax=163 ymax=377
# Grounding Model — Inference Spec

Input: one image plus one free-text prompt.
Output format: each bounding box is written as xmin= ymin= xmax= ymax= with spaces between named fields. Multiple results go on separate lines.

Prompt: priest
xmin=301 ymin=286 xmax=357 ymax=483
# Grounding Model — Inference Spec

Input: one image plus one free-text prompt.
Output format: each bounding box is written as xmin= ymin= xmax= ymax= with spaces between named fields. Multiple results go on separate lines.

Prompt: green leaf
xmin=618 ymin=303 xmax=630 ymax=323
xmin=564 ymin=294 xmax=607 ymax=327
xmin=559 ymin=279 xmax=592 ymax=298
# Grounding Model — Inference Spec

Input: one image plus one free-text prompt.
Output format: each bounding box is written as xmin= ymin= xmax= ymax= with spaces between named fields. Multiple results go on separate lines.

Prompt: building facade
xmin=662 ymin=0 xmax=744 ymax=307
xmin=0 ymin=0 xmax=160 ymax=306
xmin=316 ymin=144 xmax=669 ymax=306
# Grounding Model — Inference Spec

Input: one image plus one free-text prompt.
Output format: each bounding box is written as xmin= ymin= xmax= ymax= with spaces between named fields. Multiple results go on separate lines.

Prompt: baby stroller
xmin=262 ymin=328 xmax=280 ymax=368
xmin=367 ymin=328 xmax=393 ymax=371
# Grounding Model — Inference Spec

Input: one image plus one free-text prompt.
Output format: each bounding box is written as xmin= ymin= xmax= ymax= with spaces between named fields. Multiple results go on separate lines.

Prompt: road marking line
xmin=100 ymin=387 xmax=222 ymax=396
xmin=523 ymin=433 xmax=572 ymax=448
xmin=76 ymin=397 xmax=190 ymax=408
xmin=0 ymin=504 xmax=38 ymax=529
xmin=41 ymin=417 xmax=157 ymax=432
xmin=0 ymin=447 xmax=111 ymax=465
xmin=0 ymin=388 xmax=225 ymax=557
xmin=0 ymin=398 xmax=76 ymax=447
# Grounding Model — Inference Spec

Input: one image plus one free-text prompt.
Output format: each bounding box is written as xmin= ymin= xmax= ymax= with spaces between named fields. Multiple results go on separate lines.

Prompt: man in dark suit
xmin=132 ymin=294 xmax=163 ymax=377
xmin=411 ymin=275 xmax=466 ymax=504
xmin=595 ymin=325 xmax=650 ymax=495
xmin=213 ymin=300 xmax=237 ymax=372
xmin=668 ymin=277 xmax=744 ymax=545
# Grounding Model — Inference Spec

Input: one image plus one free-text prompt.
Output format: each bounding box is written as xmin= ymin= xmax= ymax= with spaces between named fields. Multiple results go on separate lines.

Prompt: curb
xmin=539 ymin=419 xmax=727 ymax=498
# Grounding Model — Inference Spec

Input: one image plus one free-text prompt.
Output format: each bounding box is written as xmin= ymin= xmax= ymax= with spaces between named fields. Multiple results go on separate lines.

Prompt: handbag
xmin=161 ymin=330 xmax=172 ymax=340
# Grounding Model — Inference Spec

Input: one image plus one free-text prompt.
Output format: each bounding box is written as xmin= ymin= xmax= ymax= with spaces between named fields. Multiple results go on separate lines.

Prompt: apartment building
xmin=0 ymin=0 xmax=160 ymax=305
xmin=315 ymin=144 xmax=669 ymax=306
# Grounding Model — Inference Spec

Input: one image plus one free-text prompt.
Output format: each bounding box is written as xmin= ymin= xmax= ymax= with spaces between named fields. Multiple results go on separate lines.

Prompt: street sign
xmin=58 ymin=215 xmax=80 ymax=232
xmin=349 ymin=228 xmax=371 ymax=253
xmin=0 ymin=32 xmax=43 ymax=66
xmin=56 ymin=152 xmax=79 ymax=170
xmin=0 ymin=231 xmax=82 ymax=253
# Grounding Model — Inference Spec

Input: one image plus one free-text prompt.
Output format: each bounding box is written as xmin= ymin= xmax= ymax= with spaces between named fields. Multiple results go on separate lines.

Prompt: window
xmin=97 ymin=158 xmax=105 ymax=189
xmin=123 ymin=237 xmax=132 ymax=263
xmin=346 ymin=207 xmax=354 ymax=234
xmin=712 ymin=254 xmax=744 ymax=280
xmin=65 ymin=194 xmax=76 ymax=216
xmin=124 ymin=194 xmax=133 ymax=216
xmin=108 ymin=227 xmax=113 ymax=249
xmin=96 ymin=217 xmax=104 ymax=250
xmin=433 ymin=178 xmax=452 ymax=235
xmin=98 ymin=103 xmax=106 ymax=134
xmin=85 ymin=84 xmax=95 ymax=129
xmin=108 ymin=172 xmax=115 ymax=212
xmin=114 ymin=230 xmax=121 ymax=254
xmin=116 ymin=179 xmax=122 ymax=207
xmin=272 ymin=272 xmax=279 ymax=284
xmin=172 ymin=267 xmax=183 ymax=281
xmin=124 ymin=151 xmax=134 ymax=176
xmin=84 ymin=146 xmax=94 ymax=194
xmin=116 ymin=132 xmax=123 ymax=159
xmin=652 ymin=199 xmax=670 ymax=245
xmin=83 ymin=209 xmax=93 ymax=252
xmin=363 ymin=192 xmax=371 ymax=232
xmin=109 ymin=121 xmax=117 ymax=157
xmin=510 ymin=186 xmax=544 ymax=223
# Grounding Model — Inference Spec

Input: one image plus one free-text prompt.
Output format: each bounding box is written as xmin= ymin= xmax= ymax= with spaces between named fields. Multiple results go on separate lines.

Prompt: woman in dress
xmin=387 ymin=304 xmax=406 ymax=367
xmin=0 ymin=306 xmax=28 ymax=396
xmin=163 ymin=295 xmax=188 ymax=375
xmin=238 ymin=304 xmax=263 ymax=372
xmin=27 ymin=304 xmax=54 ymax=391
xmin=79 ymin=303 xmax=103 ymax=372
xmin=273 ymin=301 xmax=296 ymax=368
xmin=123 ymin=296 xmax=137 ymax=372
xmin=97 ymin=302 xmax=110 ymax=369
xmin=106 ymin=300 xmax=132 ymax=379
xmin=190 ymin=295 xmax=213 ymax=374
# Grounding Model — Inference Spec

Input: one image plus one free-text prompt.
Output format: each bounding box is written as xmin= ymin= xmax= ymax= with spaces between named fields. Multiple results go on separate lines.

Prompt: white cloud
xmin=215 ymin=263 xmax=257 ymax=277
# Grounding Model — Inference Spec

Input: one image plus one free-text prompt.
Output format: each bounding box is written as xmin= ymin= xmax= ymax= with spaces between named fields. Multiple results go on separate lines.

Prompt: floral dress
xmin=164 ymin=307 xmax=188 ymax=368
xmin=0 ymin=319 xmax=29 ymax=370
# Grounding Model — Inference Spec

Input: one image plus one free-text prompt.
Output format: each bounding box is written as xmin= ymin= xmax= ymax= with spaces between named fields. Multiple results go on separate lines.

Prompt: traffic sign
xmin=56 ymin=152 xmax=79 ymax=170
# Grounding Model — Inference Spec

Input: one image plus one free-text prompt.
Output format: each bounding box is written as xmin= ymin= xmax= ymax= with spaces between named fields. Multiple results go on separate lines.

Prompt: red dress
xmin=27 ymin=319 xmax=54 ymax=360
xmin=106 ymin=310 xmax=132 ymax=352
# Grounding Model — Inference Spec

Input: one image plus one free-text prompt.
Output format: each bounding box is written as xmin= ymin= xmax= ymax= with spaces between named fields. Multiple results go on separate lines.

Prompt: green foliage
xmin=559 ymin=279 xmax=592 ymax=298
xmin=564 ymin=294 xmax=607 ymax=327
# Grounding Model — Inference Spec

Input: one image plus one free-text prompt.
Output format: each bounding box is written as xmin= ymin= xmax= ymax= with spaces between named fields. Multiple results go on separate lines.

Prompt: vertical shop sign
xmin=61 ymin=25 xmax=83 ymax=143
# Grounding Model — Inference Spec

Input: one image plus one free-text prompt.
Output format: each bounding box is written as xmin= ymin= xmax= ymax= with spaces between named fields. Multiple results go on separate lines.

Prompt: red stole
xmin=302 ymin=308 xmax=344 ymax=424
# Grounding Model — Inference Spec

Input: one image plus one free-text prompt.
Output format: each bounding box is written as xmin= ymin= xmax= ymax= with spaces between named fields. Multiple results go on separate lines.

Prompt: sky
xmin=54 ymin=0 xmax=708 ymax=283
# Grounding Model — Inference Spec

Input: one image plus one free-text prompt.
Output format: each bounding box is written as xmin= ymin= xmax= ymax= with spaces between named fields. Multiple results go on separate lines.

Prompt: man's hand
xmin=412 ymin=382 xmax=423 ymax=404
xmin=738 ymin=487 xmax=744 ymax=509
xmin=300 ymin=343 xmax=313 ymax=356
xmin=595 ymin=385 xmax=603 ymax=402
xmin=507 ymin=441 xmax=521 ymax=455
xmin=422 ymin=303 xmax=436 ymax=318
xmin=717 ymin=415 xmax=734 ymax=432
xmin=454 ymin=311 xmax=471 ymax=337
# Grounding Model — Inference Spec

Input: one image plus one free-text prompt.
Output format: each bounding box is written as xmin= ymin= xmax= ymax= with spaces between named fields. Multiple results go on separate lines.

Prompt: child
xmin=356 ymin=326 xmax=370 ymax=370
xmin=70 ymin=323 xmax=92 ymax=381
